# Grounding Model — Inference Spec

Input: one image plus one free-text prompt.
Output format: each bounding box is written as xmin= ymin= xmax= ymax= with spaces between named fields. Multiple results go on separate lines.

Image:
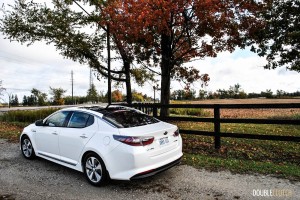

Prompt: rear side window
xmin=68 ymin=112 xmax=94 ymax=128
xmin=103 ymin=110 xmax=159 ymax=128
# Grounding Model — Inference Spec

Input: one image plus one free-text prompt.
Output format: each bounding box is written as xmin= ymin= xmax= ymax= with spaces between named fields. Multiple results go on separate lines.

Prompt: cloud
xmin=0 ymin=35 xmax=99 ymax=102
xmin=0 ymin=0 xmax=299 ymax=102
xmin=2 ymin=39 xmax=299 ymax=103
xmin=178 ymin=48 xmax=300 ymax=94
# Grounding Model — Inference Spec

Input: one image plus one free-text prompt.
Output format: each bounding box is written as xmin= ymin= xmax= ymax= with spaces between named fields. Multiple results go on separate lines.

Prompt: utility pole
xmin=72 ymin=0 xmax=112 ymax=105
xmin=153 ymin=86 xmax=156 ymax=103
xmin=107 ymin=25 xmax=112 ymax=105
xmin=89 ymin=68 xmax=93 ymax=89
xmin=4 ymin=91 xmax=11 ymax=108
xmin=71 ymin=70 xmax=74 ymax=105
xmin=153 ymin=84 xmax=160 ymax=103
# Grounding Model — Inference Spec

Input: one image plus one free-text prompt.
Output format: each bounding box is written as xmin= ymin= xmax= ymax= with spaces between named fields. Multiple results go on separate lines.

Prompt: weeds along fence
xmin=121 ymin=103 xmax=300 ymax=149
xmin=0 ymin=108 xmax=60 ymax=123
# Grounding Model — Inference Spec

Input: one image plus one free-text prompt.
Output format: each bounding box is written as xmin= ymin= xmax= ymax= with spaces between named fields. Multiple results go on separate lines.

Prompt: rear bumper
xmin=130 ymin=157 xmax=181 ymax=180
xmin=105 ymin=135 xmax=183 ymax=180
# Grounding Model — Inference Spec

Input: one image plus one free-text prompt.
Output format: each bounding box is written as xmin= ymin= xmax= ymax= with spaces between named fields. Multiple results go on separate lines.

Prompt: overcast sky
xmin=1 ymin=0 xmax=299 ymax=103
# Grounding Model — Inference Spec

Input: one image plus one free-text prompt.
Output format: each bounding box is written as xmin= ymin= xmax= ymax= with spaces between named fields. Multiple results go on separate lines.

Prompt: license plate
xmin=159 ymin=137 xmax=169 ymax=146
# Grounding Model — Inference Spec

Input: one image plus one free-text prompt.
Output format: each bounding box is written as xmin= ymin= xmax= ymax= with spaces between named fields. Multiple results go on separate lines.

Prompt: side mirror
xmin=35 ymin=119 xmax=44 ymax=126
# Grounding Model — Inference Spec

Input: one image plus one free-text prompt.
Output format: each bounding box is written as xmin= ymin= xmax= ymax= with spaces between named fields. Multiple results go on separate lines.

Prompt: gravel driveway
xmin=0 ymin=139 xmax=299 ymax=200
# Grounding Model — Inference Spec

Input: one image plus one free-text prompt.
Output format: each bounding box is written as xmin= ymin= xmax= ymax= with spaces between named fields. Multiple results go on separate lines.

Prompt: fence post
xmin=153 ymin=105 xmax=158 ymax=117
xmin=214 ymin=105 xmax=221 ymax=149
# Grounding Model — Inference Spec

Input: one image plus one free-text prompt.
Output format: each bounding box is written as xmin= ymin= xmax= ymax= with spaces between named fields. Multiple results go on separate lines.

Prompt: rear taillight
xmin=113 ymin=135 xmax=154 ymax=146
xmin=173 ymin=129 xmax=180 ymax=137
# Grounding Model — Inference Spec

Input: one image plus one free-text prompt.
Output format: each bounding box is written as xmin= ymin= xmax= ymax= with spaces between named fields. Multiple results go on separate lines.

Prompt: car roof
xmin=60 ymin=105 xmax=141 ymax=118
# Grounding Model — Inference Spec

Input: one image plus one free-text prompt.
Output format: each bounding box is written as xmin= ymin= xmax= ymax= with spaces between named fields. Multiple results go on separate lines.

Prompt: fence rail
xmin=120 ymin=103 xmax=300 ymax=149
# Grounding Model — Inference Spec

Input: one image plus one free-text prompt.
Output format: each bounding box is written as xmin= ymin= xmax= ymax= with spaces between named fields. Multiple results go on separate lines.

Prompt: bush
xmin=169 ymin=108 xmax=209 ymax=117
xmin=0 ymin=108 xmax=59 ymax=123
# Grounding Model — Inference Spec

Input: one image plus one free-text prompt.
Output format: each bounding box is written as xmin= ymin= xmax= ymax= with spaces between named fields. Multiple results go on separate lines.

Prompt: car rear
xmin=101 ymin=109 xmax=182 ymax=180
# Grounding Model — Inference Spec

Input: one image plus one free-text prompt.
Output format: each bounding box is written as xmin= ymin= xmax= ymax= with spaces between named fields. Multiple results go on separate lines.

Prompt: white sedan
xmin=20 ymin=106 xmax=183 ymax=186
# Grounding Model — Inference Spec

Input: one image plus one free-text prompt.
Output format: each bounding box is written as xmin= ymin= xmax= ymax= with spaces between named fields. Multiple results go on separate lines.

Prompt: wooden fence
xmin=119 ymin=103 xmax=300 ymax=149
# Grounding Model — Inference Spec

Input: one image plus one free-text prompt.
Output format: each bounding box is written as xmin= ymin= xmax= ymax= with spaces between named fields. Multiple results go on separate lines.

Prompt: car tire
xmin=83 ymin=152 xmax=108 ymax=186
xmin=21 ymin=136 xmax=36 ymax=159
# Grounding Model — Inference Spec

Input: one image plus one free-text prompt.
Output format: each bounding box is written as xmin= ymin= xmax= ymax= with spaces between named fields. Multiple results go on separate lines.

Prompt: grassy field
xmin=0 ymin=99 xmax=299 ymax=180
xmin=169 ymin=99 xmax=300 ymax=180
xmin=0 ymin=122 xmax=26 ymax=142
xmin=172 ymin=98 xmax=300 ymax=104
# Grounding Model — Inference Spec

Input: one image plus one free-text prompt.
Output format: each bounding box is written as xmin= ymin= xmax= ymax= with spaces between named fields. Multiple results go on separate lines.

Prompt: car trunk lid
xmin=117 ymin=122 xmax=180 ymax=157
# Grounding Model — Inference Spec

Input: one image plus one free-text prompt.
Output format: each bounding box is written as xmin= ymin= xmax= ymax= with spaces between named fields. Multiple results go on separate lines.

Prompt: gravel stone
xmin=0 ymin=139 xmax=299 ymax=200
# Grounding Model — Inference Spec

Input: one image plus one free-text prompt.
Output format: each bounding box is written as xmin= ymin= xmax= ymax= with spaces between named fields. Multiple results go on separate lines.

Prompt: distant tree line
xmin=171 ymin=84 xmax=300 ymax=100
xmin=7 ymin=84 xmax=153 ymax=107
xmin=4 ymin=83 xmax=300 ymax=107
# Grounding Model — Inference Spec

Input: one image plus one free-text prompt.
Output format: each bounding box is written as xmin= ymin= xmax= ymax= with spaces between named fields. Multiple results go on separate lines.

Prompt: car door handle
xmin=80 ymin=135 xmax=88 ymax=139
xmin=52 ymin=132 xmax=58 ymax=135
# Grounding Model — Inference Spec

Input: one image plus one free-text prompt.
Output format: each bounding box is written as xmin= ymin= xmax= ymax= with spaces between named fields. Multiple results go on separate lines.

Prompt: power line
xmin=5 ymin=88 xmax=31 ymax=92
xmin=72 ymin=0 xmax=91 ymax=16
xmin=71 ymin=0 xmax=107 ymax=31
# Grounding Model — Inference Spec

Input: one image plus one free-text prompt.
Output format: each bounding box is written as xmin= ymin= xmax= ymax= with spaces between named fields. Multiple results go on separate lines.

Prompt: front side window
xmin=68 ymin=112 xmax=94 ymax=128
xmin=45 ymin=111 xmax=69 ymax=127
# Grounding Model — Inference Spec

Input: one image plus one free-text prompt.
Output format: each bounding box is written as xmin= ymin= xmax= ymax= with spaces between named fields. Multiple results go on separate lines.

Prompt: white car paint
xmin=20 ymin=106 xmax=183 ymax=181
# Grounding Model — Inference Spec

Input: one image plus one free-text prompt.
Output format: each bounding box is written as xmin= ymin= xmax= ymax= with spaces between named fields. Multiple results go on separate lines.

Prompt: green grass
xmin=269 ymin=113 xmax=300 ymax=120
xmin=169 ymin=108 xmax=210 ymax=117
xmin=183 ymin=153 xmax=300 ymax=181
xmin=0 ymin=107 xmax=299 ymax=180
xmin=175 ymin=121 xmax=300 ymax=180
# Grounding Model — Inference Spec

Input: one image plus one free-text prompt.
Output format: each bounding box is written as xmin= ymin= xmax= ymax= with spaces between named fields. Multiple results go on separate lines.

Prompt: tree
xmin=87 ymin=83 xmax=98 ymax=103
xmin=171 ymin=90 xmax=185 ymax=100
xmin=261 ymin=89 xmax=273 ymax=99
xmin=229 ymin=83 xmax=243 ymax=98
xmin=184 ymin=89 xmax=196 ymax=100
xmin=0 ymin=1 xmax=156 ymax=104
xmin=37 ymin=93 xmax=48 ymax=106
xmin=238 ymin=91 xmax=247 ymax=99
xmin=49 ymin=87 xmax=66 ymax=105
xmin=276 ymin=89 xmax=287 ymax=98
xmin=0 ymin=80 xmax=5 ymax=102
xmin=217 ymin=89 xmax=228 ymax=99
xmin=27 ymin=95 xmax=36 ymax=106
xmin=22 ymin=95 xmax=28 ymax=106
xmin=31 ymin=88 xmax=47 ymax=106
xmin=199 ymin=90 xmax=207 ymax=100
xmin=132 ymin=91 xmax=144 ymax=102
xmin=111 ymin=90 xmax=123 ymax=102
xmin=233 ymin=84 xmax=242 ymax=97
xmin=103 ymin=0 xmax=265 ymax=116
xmin=252 ymin=0 xmax=300 ymax=72
xmin=10 ymin=94 xmax=19 ymax=106
xmin=64 ymin=95 xmax=86 ymax=105
xmin=9 ymin=94 xmax=19 ymax=106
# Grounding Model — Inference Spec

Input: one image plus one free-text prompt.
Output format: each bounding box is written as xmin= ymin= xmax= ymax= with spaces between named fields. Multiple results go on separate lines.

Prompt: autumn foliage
xmin=0 ymin=0 xmax=269 ymax=116
xmin=111 ymin=90 xmax=123 ymax=102
xmin=100 ymin=0 xmax=265 ymax=116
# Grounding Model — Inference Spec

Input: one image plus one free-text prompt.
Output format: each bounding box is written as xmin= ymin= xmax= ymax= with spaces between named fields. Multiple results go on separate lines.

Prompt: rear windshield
xmin=103 ymin=110 xmax=159 ymax=128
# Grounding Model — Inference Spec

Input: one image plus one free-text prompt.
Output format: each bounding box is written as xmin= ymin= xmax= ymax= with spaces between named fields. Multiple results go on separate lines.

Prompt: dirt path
xmin=0 ymin=139 xmax=299 ymax=200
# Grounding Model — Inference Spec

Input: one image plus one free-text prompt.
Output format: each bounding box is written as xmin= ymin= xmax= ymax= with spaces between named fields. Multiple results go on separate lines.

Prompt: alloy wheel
xmin=22 ymin=138 xmax=33 ymax=158
xmin=85 ymin=156 xmax=102 ymax=183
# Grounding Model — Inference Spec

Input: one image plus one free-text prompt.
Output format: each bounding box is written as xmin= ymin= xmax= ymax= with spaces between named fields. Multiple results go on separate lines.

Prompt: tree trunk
xmin=124 ymin=60 xmax=132 ymax=104
xmin=113 ymin=35 xmax=133 ymax=105
xmin=160 ymin=34 xmax=173 ymax=117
